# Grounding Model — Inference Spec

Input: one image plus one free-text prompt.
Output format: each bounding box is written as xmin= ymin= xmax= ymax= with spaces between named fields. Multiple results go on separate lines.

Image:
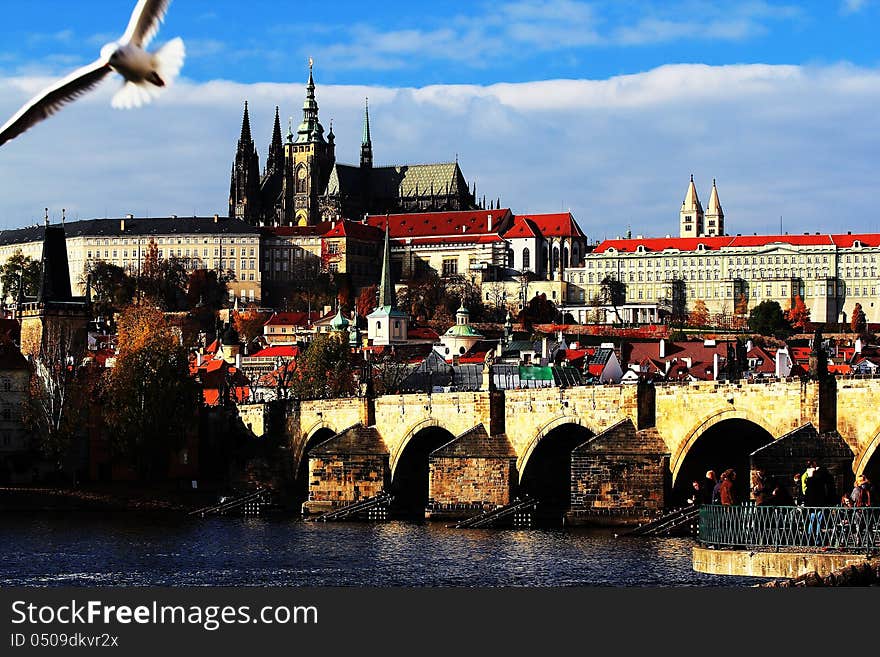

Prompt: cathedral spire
xmin=239 ymin=100 xmax=253 ymax=147
xmin=360 ymin=97 xmax=373 ymax=169
xmin=378 ymin=220 xmax=394 ymax=309
xmin=265 ymin=106 xmax=284 ymax=177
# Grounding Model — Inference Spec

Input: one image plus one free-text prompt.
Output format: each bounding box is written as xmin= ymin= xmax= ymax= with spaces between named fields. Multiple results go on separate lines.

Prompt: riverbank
xmin=0 ymin=484 xmax=223 ymax=513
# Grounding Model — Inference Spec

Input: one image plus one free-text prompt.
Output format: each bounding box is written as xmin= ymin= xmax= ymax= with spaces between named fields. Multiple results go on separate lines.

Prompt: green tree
xmin=600 ymin=275 xmax=627 ymax=324
xmin=103 ymin=304 xmax=200 ymax=479
xmin=748 ymin=300 xmax=791 ymax=336
xmin=1 ymin=250 xmax=40 ymax=303
xmin=186 ymin=267 xmax=234 ymax=313
xmin=518 ymin=293 xmax=558 ymax=331
xmin=292 ymin=333 xmax=356 ymax=400
xmin=84 ymin=261 xmax=136 ymax=317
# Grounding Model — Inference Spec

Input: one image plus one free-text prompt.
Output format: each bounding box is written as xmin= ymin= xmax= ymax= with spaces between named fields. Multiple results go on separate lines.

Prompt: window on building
xmin=523 ymin=248 xmax=530 ymax=270
xmin=442 ymin=259 xmax=458 ymax=277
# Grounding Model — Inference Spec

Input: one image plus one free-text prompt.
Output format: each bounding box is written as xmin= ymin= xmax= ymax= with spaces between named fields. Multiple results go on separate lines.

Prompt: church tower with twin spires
xmin=678 ymin=176 xmax=724 ymax=237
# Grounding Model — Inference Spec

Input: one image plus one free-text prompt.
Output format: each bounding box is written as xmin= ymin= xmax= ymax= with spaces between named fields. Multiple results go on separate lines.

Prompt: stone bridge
xmin=285 ymin=377 xmax=880 ymax=524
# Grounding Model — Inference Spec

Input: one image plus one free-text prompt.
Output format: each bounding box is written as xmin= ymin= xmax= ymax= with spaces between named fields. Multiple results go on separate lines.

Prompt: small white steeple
xmin=705 ymin=178 xmax=724 ymax=236
xmin=679 ymin=174 xmax=705 ymax=238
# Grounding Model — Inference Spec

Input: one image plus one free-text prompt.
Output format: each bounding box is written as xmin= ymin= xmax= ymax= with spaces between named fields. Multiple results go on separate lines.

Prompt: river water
xmin=0 ymin=512 xmax=767 ymax=587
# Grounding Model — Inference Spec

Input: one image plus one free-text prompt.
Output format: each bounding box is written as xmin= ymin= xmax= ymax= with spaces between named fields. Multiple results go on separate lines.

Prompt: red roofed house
xmin=263 ymin=311 xmax=322 ymax=344
xmin=367 ymin=209 xmax=514 ymax=285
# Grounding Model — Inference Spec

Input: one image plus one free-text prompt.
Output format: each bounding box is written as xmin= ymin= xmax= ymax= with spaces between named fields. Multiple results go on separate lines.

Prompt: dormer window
xmin=636 ymin=245 xmax=646 ymax=253
xmin=697 ymin=243 xmax=706 ymax=251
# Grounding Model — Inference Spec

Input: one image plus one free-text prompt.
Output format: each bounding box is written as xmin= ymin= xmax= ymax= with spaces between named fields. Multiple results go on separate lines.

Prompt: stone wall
xmin=305 ymin=454 xmax=388 ymax=513
xmin=429 ymin=458 xmax=515 ymax=508
xmin=568 ymin=420 xmax=669 ymax=525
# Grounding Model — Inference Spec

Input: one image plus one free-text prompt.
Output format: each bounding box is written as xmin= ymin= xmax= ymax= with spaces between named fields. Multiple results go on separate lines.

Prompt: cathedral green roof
xmin=444 ymin=324 xmax=484 ymax=338
xmin=326 ymin=162 xmax=468 ymax=200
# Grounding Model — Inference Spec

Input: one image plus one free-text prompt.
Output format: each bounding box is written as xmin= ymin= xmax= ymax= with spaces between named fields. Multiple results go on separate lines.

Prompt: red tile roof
xmin=407 ymin=327 xmax=440 ymax=341
xmin=516 ymin=213 xmax=586 ymax=239
xmin=248 ymin=345 xmax=299 ymax=359
xmin=323 ymin=220 xmax=384 ymax=241
xmin=263 ymin=311 xmax=321 ymax=327
xmin=595 ymin=232 xmax=880 ymax=254
xmin=503 ymin=216 xmax=540 ymax=239
xmin=367 ymin=209 xmax=512 ymax=238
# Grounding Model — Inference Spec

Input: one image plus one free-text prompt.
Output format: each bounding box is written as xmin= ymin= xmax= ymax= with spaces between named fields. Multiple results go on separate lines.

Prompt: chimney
xmin=214 ymin=214 xmax=219 ymax=223
xmin=659 ymin=338 xmax=665 ymax=358
xmin=120 ymin=218 xmax=125 ymax=232
xmin=487 ymin=214 xmax=492 ymax=232
xmin=196 ymin=352 xmax=203 ymax=367
xmin=235 ymin=353 xmax=241 ymax=369
xmin=126 ymin=213 xmax=134 ymax=219
xmin=541 ymin=337 xmax=549 ymax=364
xmin=746 ymin=339 xmax=753 ymax=353
xmin=775 ymin=349 xmax=784 ymax=378
xmin=713 ymin=352 xmax=720 ymax=381
xmin=855 ymin=337 xmax=863 ymax=355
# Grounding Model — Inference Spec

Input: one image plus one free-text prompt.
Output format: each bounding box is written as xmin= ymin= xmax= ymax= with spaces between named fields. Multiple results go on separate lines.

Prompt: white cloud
xmin=1 ymin=62 xmax=879 ymax=241
xmin=304 ymin=0 xmax=802 ymax=70
xmin=841 ymin=0 xmax=869 ymax=14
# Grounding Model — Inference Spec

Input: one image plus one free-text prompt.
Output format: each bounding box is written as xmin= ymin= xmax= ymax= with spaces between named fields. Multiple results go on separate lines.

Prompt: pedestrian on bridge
xmin=719 ymin=469 xmax=737 ymax=506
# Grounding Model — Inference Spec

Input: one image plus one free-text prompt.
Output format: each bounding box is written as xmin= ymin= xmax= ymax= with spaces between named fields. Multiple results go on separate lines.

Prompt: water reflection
xmin=1 ymin=514 xmax=761 ymax=587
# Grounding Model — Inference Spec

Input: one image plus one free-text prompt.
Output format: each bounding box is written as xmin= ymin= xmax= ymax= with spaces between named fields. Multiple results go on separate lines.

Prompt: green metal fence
xmin=698 ymin=504 xmax=880 ymax=552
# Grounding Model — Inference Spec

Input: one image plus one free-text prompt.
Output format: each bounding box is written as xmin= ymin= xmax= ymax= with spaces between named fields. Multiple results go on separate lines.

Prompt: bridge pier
xmin=426 ymin=426 xmax=516 ymax=520
xmin=567 ymin=420 xmax=669 ymax=526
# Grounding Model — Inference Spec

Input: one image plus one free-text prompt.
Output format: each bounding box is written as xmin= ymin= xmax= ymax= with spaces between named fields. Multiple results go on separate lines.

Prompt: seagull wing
xmin=121 ymin=0 xmax=172 ymax=48
xmin=0 ymin=59 xmax=112 ymax=147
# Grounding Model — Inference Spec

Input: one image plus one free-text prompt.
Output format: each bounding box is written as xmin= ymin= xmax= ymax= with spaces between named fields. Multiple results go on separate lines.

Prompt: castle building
xmin=562 ymin=178 xmax=879 ymax=324
xmin=0 ymin=215 xmax=263 ymax=306
xmin=229 ymin=62 xmax=480 ymax=228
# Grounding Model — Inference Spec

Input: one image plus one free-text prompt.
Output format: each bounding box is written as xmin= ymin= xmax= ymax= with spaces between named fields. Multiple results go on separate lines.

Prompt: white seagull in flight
xmin=0 ymin=0 xmax=185 ymax=147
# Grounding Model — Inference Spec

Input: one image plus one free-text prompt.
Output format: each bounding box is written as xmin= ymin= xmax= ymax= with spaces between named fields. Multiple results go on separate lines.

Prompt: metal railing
xmin=698 ymin=504 xmax=880 ymax=552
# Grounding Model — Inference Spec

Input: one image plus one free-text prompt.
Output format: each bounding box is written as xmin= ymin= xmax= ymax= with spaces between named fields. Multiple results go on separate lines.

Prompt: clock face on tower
xmin=297 ymin=167 xmax=307 ymax=180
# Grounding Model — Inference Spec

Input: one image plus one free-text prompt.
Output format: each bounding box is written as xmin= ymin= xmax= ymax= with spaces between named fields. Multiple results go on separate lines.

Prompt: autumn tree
xmin=689 ymin=299 xmax=710 ymax=327
xmin=785 ymin=294 xmax=811 ymax=331
xmin=851 ymin=302 xmax=867 ymax=334
xmin=733 ymin=293 xmax=750 ymax=331
xmin=0 ymin=250 xmax=40 ymax=303
xmin=663 ymin=278 xmax=688 ymax=329
xmin=356 ymin=284 xmax=378 ymax=318
xmin=291 ymin=333 xmax=356 ymax=400
xmin=233 ymin=303 xmax=270 ymax=345
xmin=103 ymin=304 xmax=200 ymax=479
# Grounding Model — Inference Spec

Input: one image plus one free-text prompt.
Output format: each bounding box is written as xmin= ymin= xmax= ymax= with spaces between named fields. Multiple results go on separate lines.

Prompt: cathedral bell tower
xmin=283 ymin=59 xmax=335 ymax=226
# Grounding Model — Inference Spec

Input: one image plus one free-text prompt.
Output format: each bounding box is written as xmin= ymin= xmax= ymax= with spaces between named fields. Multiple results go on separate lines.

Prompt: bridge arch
xmin=517 ymin=416 xmax=594 ymax=512
xmin=854 ymin=426 xmax=880 ymax=481
xmin=388 ymin=419 xmax=456 ymax=517
xmin=517 ymin=415 xmax=596 ymax=478
xmin=671 ymin=408 xmax=776 ymax=485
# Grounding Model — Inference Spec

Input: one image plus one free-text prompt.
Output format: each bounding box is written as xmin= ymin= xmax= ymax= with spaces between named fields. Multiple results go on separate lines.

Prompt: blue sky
xmin=1 ymin=0 xmax=879 ymax=237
